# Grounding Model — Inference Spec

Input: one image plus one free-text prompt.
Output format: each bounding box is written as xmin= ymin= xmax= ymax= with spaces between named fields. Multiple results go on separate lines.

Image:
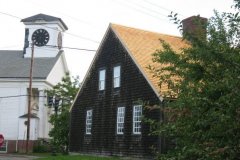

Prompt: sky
xmin=0 ymin=0 xmax=234 ymax=81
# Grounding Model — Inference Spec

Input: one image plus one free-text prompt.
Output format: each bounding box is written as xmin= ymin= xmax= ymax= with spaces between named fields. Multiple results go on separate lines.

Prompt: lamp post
xmin=47 ymin=95 xmax=61 ymax=115
xmin=26 ymin=43 xmax=34 ymax=153
xmin=47 ymin=95 xmax=61 ymax=155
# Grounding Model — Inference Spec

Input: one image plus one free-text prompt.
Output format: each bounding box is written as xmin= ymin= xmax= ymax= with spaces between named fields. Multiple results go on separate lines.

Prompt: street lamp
xmin=47 ymin=96 xmax=61 ymax=115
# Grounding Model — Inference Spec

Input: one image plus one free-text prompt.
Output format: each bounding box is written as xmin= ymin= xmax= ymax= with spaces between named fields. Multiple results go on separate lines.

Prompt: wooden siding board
xmin=69 ymin=29 xmax=161 ymax=157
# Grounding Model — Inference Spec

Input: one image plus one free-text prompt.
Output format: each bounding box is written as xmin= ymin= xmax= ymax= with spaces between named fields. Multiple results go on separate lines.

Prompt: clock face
xmin=32 ymin=29 xmax=50 ymax=47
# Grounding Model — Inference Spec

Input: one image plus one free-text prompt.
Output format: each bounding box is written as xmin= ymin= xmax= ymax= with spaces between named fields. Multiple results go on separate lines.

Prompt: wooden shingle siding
xmin=69 ymin=29 xmax=161 ymax=157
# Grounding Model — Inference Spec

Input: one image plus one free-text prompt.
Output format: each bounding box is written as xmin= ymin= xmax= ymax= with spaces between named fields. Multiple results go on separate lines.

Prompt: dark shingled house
xmin=69 ymin=22 xmax=189 ymax=158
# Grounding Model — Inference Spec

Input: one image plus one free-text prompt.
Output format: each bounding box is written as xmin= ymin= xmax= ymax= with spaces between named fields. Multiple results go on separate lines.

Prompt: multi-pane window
xmin=99 ymin=69 xmax=106 ymax=90
xmin=113 ymin=66 xmax=121 ymax=88
xmin=86 ymin=110 xmax=93 ymax=134
xmin=116 ymin=107 xmax=125 ymax=134
xmin=133 ymin=105 xmax=142 ymax=134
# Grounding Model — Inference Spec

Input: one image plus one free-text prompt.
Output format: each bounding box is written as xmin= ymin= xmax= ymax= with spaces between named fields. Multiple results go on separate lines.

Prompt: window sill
xmin=112 ymin=88 xmax=120 ymax=96
xmin=132 ymin=135 xmax=142 ymax=142
xmin=85 ymin=133 xmax=92 ymax=135
xmin=116 ymin=133 xmax=124 ymax=136
xmin=132 ymin=133 xmax=142 ymax=136
xmin=98 ymin=90 xmax=105 ymax=99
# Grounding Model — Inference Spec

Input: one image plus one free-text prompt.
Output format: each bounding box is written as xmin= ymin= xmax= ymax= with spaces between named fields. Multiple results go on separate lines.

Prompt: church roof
xmin=21 ymin=13 xmax=68 ymax=30
xmin=111 ymin=24 xmax=189 ymax=99
xmin=0 ymin=50 xmax=61 ymax=79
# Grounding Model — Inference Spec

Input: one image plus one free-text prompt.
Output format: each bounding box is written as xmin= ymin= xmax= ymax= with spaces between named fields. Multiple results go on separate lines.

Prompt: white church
xmin=0 ymin=14 xmax=69 ymax=153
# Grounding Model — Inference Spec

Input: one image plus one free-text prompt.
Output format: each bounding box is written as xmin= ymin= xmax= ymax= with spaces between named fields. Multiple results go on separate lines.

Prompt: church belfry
xmin=21 ymin=13 xmax=68 ymax=58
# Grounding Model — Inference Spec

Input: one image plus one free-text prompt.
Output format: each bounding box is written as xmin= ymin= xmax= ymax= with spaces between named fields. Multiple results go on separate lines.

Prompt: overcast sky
xmin=0 ymin=0 xmax=234 ymax=81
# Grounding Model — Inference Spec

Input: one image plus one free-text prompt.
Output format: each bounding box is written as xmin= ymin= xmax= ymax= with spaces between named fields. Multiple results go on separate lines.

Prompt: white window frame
xmin=113 ymin=66 xmax=121 ymax=88
xmin=86 ymin=110 xmax=93 ymax=135
xmin=99 ymin=69 xmax=106 ymax=90
xmin=116 ymin=107 xmax=125 ymax=134
xmin=133 ymin=105 xmax=142 ymax=134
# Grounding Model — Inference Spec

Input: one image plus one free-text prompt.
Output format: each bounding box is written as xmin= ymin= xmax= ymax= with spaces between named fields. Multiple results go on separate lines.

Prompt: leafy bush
xmin=33 ymin=140 xmax=51 ymax=153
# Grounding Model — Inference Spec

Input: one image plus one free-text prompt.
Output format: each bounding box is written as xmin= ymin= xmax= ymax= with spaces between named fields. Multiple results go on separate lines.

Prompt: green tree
xmin=45 ymin=73 xmax=80 ymax=154
xmin=150 ymin=1 xmax=240 ymax=159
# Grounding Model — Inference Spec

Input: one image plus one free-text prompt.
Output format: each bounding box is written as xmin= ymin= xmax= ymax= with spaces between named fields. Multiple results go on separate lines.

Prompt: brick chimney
xmin=182 ymin=15 xmax=207 ymax=42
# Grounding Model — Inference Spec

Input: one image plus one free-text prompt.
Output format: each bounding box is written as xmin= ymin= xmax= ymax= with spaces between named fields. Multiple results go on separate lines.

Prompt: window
xmin=99 ymin=69 xmax=106 ymax=90
xmin=116 ymin=107 xmax=125 ymax=134
xmin=113 ymin=66 xmax=121 ymax=88
xmin=133 ymin=105 xmax=142 ymax=134
xmin=86 ymin=110 xmax=93 ymax=134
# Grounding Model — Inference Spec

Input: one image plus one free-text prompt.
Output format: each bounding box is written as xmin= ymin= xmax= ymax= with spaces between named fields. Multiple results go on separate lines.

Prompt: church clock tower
xmin=21 ymin=14 xmax=68 ymax=58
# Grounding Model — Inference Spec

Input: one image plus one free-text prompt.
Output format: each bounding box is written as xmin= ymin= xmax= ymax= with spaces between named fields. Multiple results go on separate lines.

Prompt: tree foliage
xmin=150 ymin=1 xmax=240 ymax=159
xmin=45 ymin=73 xmax=80 ymax=153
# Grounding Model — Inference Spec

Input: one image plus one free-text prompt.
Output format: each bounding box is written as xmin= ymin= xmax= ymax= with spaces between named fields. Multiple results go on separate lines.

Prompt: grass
xmin=36 ymin=154 xmax=120 ymax=160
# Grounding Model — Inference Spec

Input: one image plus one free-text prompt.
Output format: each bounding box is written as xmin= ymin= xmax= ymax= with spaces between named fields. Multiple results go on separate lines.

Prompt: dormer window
xmin=99 ymin=69 xmax=106 ymax=90
xmin=113 ymin=66 xmax=121 ymax=88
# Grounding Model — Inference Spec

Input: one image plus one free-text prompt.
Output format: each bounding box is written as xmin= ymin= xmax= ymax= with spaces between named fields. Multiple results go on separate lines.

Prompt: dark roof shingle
xmin=21 ymin=13 xmax=68 ymax=30
xmin=0 ymin=50 xmax=60 ymax=79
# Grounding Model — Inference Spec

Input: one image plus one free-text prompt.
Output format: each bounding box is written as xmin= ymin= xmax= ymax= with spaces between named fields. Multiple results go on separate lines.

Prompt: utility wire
xmin=0 ymin=11 xmax=98 ymax=51
xmin=16 ymin=44 xmax=97 ymax=52
xmin=0 ymin=43 xmax=97 ymax=53
xmin=0 ymin=94 xmax=71 ymax=102
xmin=0 ymin=0 xmax=184 ymax=48
xmin=45 ymin=45 xmax=97 ymax=52
xmin=127 ymin=0 xmax=168 ymax=17
xmin=0 ymin=11 xmax=21 ymax=19
xmin=28 ymin=1 xmax=99 ymax=29
xmin=112 ymin=0 xmax=169 ymax=22
xmin=0 ymin=45 xmax=22 ymax=49
xmin=142 ymin=0 xmax=185 ymax=17
xmin=0 ymin=95 xmax=46 ymax=99
xmin=0 ymin=11 xmax=100 ymax=44
xmin=64 ymin=32 xmax=100 ymax=44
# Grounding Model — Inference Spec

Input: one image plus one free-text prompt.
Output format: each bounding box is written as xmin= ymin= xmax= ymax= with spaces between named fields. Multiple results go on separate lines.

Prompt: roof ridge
xmin=110 ymin=23 xmax=182 ymax=39
xmin=21 ymin=13 xmax=68 ymax=30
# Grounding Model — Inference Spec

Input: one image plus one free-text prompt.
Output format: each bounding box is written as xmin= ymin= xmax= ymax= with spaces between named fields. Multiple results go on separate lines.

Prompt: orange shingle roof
xmin=70 ymin=23 xmax=189 ymax=111
xmin=111 ymin=24 xmax=189 ymax=99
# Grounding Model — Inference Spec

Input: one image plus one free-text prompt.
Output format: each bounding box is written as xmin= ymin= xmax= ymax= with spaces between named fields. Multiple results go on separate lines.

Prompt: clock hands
xmin=32 ymin=29 xmax=50 ymax=47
